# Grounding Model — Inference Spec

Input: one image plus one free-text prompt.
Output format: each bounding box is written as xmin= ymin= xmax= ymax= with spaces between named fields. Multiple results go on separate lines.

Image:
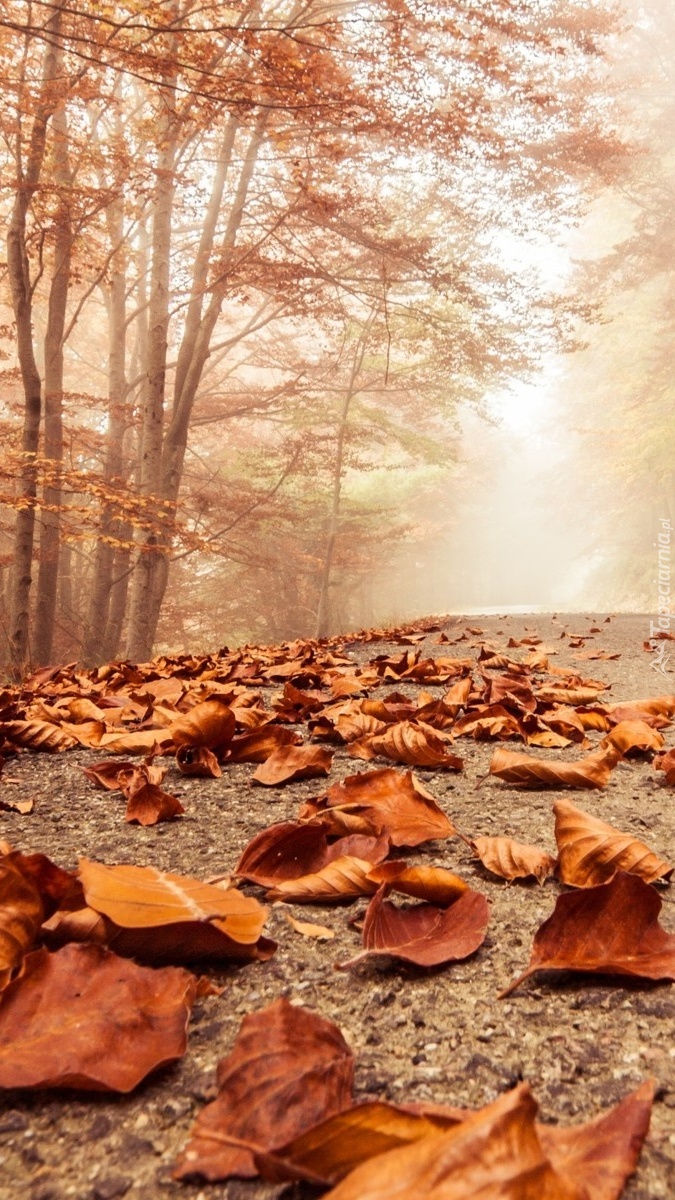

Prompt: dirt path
xmin=1 ymin=612 xmax=674 ymax=1200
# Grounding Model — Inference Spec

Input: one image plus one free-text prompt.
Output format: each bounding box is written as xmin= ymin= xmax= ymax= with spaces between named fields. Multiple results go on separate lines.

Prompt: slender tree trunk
xmin=127 ymin=113 xmax=268 ymax=657
xmin=6 ymin=11 xmax=62 ymax=673
xmin=34 ymin=96 xmax=73 ymax=664
xmin=125 ymin=69 xmax=178 ymax=662
xmin=315 ymin=314 xmax=375 ymax=638
xmin=82 ymin=192 xmax=130 ymax=664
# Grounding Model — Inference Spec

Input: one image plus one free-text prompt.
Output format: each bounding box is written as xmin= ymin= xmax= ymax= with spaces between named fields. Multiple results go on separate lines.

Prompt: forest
xmin=0 ymin=0 xmax=672 ymax=672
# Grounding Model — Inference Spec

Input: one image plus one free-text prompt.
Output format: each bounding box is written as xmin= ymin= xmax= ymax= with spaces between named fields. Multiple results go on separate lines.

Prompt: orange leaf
xmin=303 ymin=768 xmax=455 ymax=848
xmin=228 ymin=727 xmax=302 ymax=763
xmin=469 ymin=835 xmax=556 ymax=884
xmin=267 ymin=856 xmax=378 ymax=903
xmin=252 ymin=744 xmax=333 ymax=786
xmin=600 ymin=719 xmax=665 ymax=757
xmin=169 ymin=700 xmax=235 ymax=753
xmin=501 ymin=871 xmax=675 ymax=996
xmin=235 ymin=822 xmax=388 ymax=887
xmin=284 ymin=913 xmax=335 ymax=940
xmin=175 ymin=744 xmax=222 ymax=776
xmin=654 ymin=747 xmax=675 ymax=784
xmin=365 ymin=861 xmax=469 ymax=905
xmin=320 ymin=1084 xmax=581 ymax=1200
xmin=487 ymin=745 xmax=618 ymax=789
xmin=0 ymin=944 xmax=197 ymax=1092
xmin=553 ymin=799 xmax=672 ymax=886
xmin=351 ymin=720 xmax=463 ymax=770
xmin=78 ymin=859 xmax=266 ymax=942
xmin=338 ymin=885 xmax=489 ymax=969
xmin=173 ymin=997 xmax=354 ymax=1181
xmin=0 ymin=854 xmax=43 ymax=989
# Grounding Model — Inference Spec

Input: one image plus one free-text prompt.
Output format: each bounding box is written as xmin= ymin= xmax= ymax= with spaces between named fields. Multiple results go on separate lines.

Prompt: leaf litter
xmin=0 ymin=613 xmax=673 ymax=1197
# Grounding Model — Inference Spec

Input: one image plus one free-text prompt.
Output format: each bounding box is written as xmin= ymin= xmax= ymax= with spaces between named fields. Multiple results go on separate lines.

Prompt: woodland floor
xmin=1 ymin=612 xmax=675 ymax=1200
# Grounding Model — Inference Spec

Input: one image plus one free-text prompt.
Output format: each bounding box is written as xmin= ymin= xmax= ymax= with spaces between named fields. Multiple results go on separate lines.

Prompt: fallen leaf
xmin=284 ymin=913 xmax=335 ymax=940
xmin=319 ymin=1084 xmax=583 ymax=1199
xmin=175 ymin=745 xmax=222 ymax=777
xmin=82 ymin=759 xmax=136 ymax=789
xmin=235 ymin=822 xmax=388 ymax=888
xmin=553 ymin=799 xmax=672 ymax=887
xmin=78 ymin=858 xmax=266 ymax=943
xmin=501 ymin=871 xmax=675 ymax=996
xmin=0 ymin=720 xmax=78 ymax=752
xmin=365 ymin=862 xmax=469 ymax=906
xmin=350 ymin=721 xmax=463 ymax=771
xmin=338 ymin=885 xmax=489 ymax=969
xmin=487 ymin=746 xmax=618 ymax=789
xmin=168 ymin=699 xmax=236 ymax=753
xmin=468 ymin=836 xmax=556 ymax=885
xmin=267 ymin=856 xmax=378 ymax=903
xmin=257 ymin=1100 xmax=463 ymax=1185
xmin=600 ymin=720 xmax=665 ymax=757
xmin=173 ymin=997 xmax=354 ymax=1181
xmin=0 ymin=854 xmax=43 ymax=989
xmin=260 ymin=1081 xmax=652 ymax=1197
xmin=252 ymin=744 xmax=334 ymax=786
xmin=0 ymin=944 xmax=197 ymax=1091
xmin=654 ymin=747 xmax=675 ymax=785
xmin=0 ymin=796 xmax=34 ymax=814
xmin=228 ymin=727 xmax=302 ymax=763
xmin=303 ymin=769 xmax=455 ymax=847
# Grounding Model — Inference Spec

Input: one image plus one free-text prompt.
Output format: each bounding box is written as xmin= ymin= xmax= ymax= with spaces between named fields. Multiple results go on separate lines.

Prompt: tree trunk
xmin=34 ymin=96 xmax=73 ymax=664
xmin=127 ymin=112 xmax=267 ymax=658
xmin=315 ymin=313 xmax=375 ymax=638
xmin=82 ymin=190 xmax=131 ymax=665
xmin=6 ymin=10 xmax=62 ymax=673
xmin=125 ymin=67 xmax=178 ymax=662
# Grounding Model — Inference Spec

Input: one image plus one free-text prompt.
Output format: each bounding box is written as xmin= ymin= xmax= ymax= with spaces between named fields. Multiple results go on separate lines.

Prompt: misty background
xmin=0 ymin=0 xmax=673 ymax=665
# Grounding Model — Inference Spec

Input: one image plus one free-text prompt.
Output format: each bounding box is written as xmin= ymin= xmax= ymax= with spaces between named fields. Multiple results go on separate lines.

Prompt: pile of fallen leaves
xmin=1 ymin=617 xmax=675 ymax=1195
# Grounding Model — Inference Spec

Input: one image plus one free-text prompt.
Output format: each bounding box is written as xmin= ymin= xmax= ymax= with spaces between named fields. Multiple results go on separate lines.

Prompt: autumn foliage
xmin=0 ymin=617 xmax=672 ymax=1193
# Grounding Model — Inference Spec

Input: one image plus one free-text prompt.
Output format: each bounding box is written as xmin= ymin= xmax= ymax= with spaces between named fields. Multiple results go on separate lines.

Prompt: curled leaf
xmin=487 ymin=746 xmax=618 ymax=790
xmin=365 ymin=862 xmax=469 ymax=906
xmin=267 ymin=857 xmax=378 ymax=903
xmin=553 ymin=799 xmax=672 ymax=887
xmin=501 ymin=871 xmax=675 ymax=997
xmin=469 ymin=835 xmax=556 ymax=885
xmin=169 ymin=700 xmax=235 ymax=753
xmin=338 ymin=885 xmax=489 ymax=969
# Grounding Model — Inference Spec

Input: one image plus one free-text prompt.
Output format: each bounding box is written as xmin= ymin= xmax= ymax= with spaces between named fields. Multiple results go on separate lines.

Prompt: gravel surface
xmin=0 ymin=612 xmax=674 ymax=1200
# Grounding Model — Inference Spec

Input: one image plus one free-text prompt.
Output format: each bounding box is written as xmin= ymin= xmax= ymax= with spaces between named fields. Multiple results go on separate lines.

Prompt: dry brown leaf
xmin=0 ymin=796 xmax=34 ymax=814
xmin=267 ymin=856 xmax=378 ymax=903
xmin=0 ymin=853 xmax=43 ymax=989
xmin=175 ymin=745 xmax=222 ymax=777
xmin=173 ymin=997 xmax=354 ymax=1181
xmin=0 ymin=943 xmax=197 ymax=1092
xmin=351 ymin=721 xmax=463 ymax=771
xmin=553 ymin=799 xmax=672 ymax=887
xmin=78 ymin=858 xmax=267 ymax=943
xmin=338 ymin=885 xmax=489 ymax=969
xmin=487 ymin=745 xmax=618 ymax=789
xmin=81 ymin=759 xmax=136 ymax=789
xmin=235 ymin=822 xmax=388 ymax=888
xmin=284 ymin=913 xmax=335 ymax=940
xmin=469 ymin=835 xmax=556 ymax=885
xmin=228 ymin=727 xmax=302 ymax=763
xmin=260 ymin=1082 xmax=652 ymax=1198
xmin=169 ymin=699 xmax=236 ymax=753
xmin=321 ymin=1084 xmax=581 ymax=1200
xmin=600 ymin=719 xmax=665 ymax=757
xmin=501 ymin=871 xmax=675 ymax=997
xmin=365 ymin=862 xmax=469 ymax=906
xmin=303 ymin=769 xmax=455 ymax=848
xmin=654 ymin=747 xmax=675 ymax=784
xmin=0 ymin=719 xmax=78 ymax=752
xmin=252 ymin=744 xmax=333 ymax=786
